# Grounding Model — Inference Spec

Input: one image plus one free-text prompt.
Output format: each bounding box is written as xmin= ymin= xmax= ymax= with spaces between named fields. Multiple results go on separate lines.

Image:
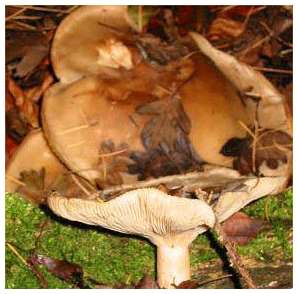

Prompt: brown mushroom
xmin=5 ymin=130 xmax=65 ymax=203
xmin=48 ymin=188 xmax=216 ymax=288
xmin=51 ymin=5 xmax=139 ymax=84
xmin=6 ymin=130 xmax=96 ymax=203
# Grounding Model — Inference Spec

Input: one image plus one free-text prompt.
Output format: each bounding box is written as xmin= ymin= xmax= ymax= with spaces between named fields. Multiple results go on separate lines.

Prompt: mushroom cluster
xmin=6 ymin=5 xmax=292 ymax=288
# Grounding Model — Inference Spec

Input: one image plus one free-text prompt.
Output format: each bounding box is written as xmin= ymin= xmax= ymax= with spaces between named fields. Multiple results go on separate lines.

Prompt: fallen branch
xmin=213 ymin=223 xmax=258 ymax=288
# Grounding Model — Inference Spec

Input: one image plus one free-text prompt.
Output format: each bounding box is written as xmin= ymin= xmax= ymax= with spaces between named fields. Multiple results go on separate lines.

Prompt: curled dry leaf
xmin=221 ymin=212 xmax=264 ymax=245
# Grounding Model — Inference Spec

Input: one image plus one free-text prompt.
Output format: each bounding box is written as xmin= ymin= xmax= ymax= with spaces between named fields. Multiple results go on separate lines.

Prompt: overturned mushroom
xmin=5 ymin=130 xmax=96 ymax=203
xmin=48 ymin=188 xmax=216 ymax=288
xmin=48 ymin=171 xmax=287 ymax=288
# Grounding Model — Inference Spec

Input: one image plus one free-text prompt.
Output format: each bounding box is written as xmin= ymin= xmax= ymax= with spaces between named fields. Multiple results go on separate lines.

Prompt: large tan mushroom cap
xmin=5 ymin=130 xmax=65 ymax=194
xmin=41 ymin=75 xmax=148 ymax=182
xmin=42 ymin=57 xmax=250 ymax=183
xmin=48 ymin=188 xmax=215 ymax=246
xmin=51 ymin=5 xmax=138 ymax=83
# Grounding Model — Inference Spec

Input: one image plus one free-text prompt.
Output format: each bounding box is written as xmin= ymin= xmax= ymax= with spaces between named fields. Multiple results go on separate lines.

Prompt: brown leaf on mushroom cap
xmin=17 ymin=168 xmax=46 ymax=203
xmin=231 ymin=129 xmax=292 ymax=175
xmin=221 ymin=212 xmax=264 ymax=245
xmin=95 ymin=140 xmax=137 ymax=188
xmin=5 ymin=130 xmax=94 ymax=204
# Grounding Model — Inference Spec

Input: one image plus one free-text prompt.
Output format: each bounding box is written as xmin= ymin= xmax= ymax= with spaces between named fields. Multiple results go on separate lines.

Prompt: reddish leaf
xmin=135 ymin=275 xmax=159 ymax=288
xmin=5 ymin=136 xmax=18 ymax=161
xmin=29 ymin=253 xmax=83 ymax=285
xmin=222 ymin=212 xmax=264 ymax=245
xmin=175 ymin=279 xmax=200 ymax=289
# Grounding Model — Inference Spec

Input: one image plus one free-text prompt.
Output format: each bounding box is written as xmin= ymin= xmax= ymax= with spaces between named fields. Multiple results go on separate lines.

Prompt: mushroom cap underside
xmin=48 ymin=188 xmax=216 ymax=245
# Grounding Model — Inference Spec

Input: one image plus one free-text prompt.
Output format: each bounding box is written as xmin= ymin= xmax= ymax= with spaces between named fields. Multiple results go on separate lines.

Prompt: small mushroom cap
xmin=48 ymin=188 xmax=216 ymax=246
xmin=6 ymin=130 xmax=66 ymax=193
xmin=51 ymin=5 xmax=138 ymax=83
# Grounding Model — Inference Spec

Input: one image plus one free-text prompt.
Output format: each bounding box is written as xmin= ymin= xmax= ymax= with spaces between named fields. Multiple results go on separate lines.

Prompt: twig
xmin=98 ymin=148 xmax=128 ymax=158
xmin=213 ymin=223 xmax=258 ymax=288
xmin=9 ymin=20 xmax=37 ymax=30
xmin=196 ymin=274 xmax=232 ymax=287
xmin=10 ymin=5 xmax=73 ymax=14
xmin=6 ymin=242 xmax=48 ymax=288
xmin=70 ymin=174 xmax=93 ymax=198
xmin=6 ymin=175 xmax=26 ymax=187
xmin=5 ymin=7 xmax=27 ymax=21
xmin=57 ymin=124 xmax=90 ymax=135
xmin=252 ymin=120 xmax=259 ymax=173
xmin=34 ymin=220 xmax=49 ymax=249
xmin=138 ymin=6 xmax=143 ymax=33
xmin=253 ymin=66 xmax=292 ymax=75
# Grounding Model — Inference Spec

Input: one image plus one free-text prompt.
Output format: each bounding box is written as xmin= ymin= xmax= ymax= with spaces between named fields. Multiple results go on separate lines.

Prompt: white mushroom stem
xmin=157 ymin=244 xmax=190 ymax=288
xmin=48 ymin=188 xmax=215 ymax=288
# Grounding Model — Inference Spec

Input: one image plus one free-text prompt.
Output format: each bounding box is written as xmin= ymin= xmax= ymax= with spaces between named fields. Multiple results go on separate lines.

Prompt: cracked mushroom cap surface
xmin=48 ymin=188 xmax=216 ymax=245
xmin=51 ymin=5 xmax=138 ymax=83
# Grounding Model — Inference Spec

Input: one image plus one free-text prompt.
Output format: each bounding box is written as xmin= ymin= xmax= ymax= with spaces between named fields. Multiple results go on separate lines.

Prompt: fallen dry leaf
xmin=6 ymin=30 xmax=49 ymax=78
xmin=175 ymin=279 xmax=200 ymax=289
xmin=231 ymin=129 xmax=292 ymax=175
xmin=132 ymin=95 xmax=202 ymax=178
xmin=29 ymin=253 xmax=83 ymax=286
xmin=221 ymin=212 xmax=264 ymax=245
xmin=135 ymin=275 xmax=159 ymax=288
xmin=208 ymin=17 xmax=247 ymax=41
xmin=95 ymin=140 xmax=135 ymax=189
xmin=5 ymin=136 xmax=19 ymax=163
xmin=7 ymin=76 xmax=39 ymax=128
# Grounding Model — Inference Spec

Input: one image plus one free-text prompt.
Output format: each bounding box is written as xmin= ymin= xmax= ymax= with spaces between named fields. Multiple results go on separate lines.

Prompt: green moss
xmin=240 ymin=188 xmax=293 ymax=261
xmin=5 ymin=193 xmax=154 ymax=288
xmin=6 ymin=189 xmax=292 ymax=288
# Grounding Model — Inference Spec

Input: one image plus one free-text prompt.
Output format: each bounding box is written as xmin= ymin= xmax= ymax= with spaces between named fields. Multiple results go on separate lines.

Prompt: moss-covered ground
xmin=5 ymin=189 xmax=292 ymax=288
